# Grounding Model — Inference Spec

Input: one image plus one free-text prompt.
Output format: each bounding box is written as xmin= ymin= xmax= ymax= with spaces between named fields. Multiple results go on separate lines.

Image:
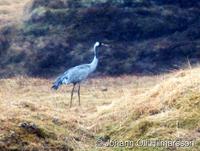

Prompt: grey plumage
xmin=52 ymin=64 xmax=91 ymax=90
xmin=52 ymin=41 xmax=107 ymax=107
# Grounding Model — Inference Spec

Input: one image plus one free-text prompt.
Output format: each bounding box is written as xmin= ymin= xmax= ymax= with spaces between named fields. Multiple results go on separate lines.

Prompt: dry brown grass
xmin=0 ymin=67 xmax=200 ymax=150
xmin=92 ymin=67 xmax=200 ymax=151
xmin=0 ymin=0 xmax=30 ymax=27
xmin=0 ymin=74 xmax=162 ymax=150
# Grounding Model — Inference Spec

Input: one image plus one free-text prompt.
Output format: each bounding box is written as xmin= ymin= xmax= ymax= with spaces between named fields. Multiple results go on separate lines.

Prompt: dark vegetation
xmin=0 ymin=0 xmax=200 ymax=77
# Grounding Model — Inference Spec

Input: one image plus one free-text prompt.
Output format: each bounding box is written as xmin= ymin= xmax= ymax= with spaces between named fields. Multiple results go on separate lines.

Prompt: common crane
xmin=52 ymin=42 xmax=107 ymax=107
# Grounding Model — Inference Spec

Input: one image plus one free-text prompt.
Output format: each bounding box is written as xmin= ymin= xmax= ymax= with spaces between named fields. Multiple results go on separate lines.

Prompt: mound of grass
xmin=93 ymin=67 xmax=200 ymax=151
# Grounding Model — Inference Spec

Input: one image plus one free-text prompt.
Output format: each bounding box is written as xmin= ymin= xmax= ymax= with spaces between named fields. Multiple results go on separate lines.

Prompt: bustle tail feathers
xmin=51 ymin=84 xmax=59 ymax=90
xmin=51 ymin=77 xmax=62 ymax=90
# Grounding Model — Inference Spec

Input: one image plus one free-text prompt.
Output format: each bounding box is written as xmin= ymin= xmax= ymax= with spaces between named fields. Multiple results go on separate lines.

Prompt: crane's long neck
xmin=90 ymin=45 xmax=99 ymax=72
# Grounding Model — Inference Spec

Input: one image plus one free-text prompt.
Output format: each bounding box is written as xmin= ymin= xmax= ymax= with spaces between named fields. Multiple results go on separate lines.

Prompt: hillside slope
xmin=0 ymin=0 xmax=200 ymax=77
xmin=0 ymin=67 xmax=200 ymax=150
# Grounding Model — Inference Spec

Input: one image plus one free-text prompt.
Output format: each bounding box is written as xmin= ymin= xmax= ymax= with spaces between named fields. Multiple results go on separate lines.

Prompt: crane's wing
xmin=67 ymin=64 xmax=91 ymax=83
xmin=52 ymin=64 xmax=91 ymax=90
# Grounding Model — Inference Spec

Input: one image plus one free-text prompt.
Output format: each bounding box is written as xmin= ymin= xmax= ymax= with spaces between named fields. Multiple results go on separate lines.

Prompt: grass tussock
xmin=91 ymin=67 xmax=200 ymax=150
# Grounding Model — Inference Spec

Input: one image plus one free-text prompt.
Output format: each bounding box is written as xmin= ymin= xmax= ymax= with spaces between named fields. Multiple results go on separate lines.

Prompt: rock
xmin=101 ymin=87 xmax=108 ymax=92
xmin=52 ymin=116 xmax=60 ymax=125
xmin=19 ymin=122 xmax=55 ymax=138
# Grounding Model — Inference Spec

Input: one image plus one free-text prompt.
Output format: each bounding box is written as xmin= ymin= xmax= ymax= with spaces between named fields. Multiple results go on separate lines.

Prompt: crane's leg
xmin=70 ymin=84 xmax=75 ymax=108
xmin=78 ymin=83 xmax=81 ymax=106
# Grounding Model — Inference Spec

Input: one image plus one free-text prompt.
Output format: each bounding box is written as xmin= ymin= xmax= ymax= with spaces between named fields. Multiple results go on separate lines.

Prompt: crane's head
xmin=94 ymin=41 xmax=109 ymax=48
xmin=94 ymin=41 xmax=100 ymax=47
xmin=93 ymin=41 xmax=109 ymax=58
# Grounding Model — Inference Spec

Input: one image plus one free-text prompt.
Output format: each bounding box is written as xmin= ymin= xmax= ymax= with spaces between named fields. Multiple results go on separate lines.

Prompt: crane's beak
xmin=102 ymin=43 xmax=109 ymax=47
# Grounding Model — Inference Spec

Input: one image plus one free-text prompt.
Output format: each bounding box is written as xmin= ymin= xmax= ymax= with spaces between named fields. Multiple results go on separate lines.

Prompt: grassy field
xmin=0 ymin=74 xmax=161 ymax=150
xmin=0 ymin=67 xmax=200 ymax=150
